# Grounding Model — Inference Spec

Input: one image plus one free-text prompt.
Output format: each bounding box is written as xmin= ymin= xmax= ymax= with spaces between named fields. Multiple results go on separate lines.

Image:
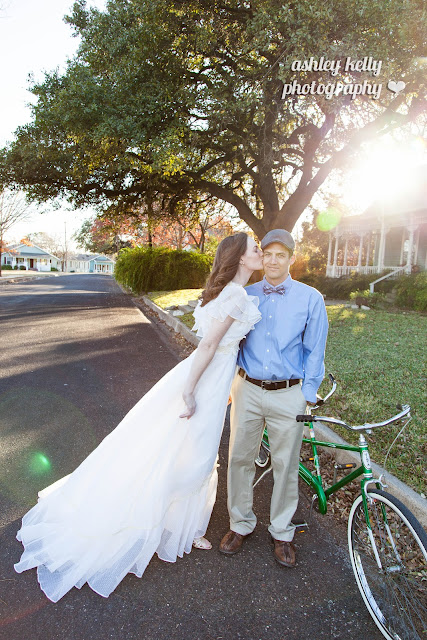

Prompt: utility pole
xmin=64 ymin=221 xmax=68 ymax=273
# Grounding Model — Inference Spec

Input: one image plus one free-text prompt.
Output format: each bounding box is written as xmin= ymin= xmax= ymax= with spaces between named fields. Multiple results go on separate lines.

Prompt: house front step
xmin=177 ymin=304 xmax=195 ymax=314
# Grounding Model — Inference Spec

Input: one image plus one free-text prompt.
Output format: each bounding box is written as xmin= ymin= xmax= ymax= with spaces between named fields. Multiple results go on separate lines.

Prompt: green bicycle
xmin=254 ymin=375 xmax=427 ymax=640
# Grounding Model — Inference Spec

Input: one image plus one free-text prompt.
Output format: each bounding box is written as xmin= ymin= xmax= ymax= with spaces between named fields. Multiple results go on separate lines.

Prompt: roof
xmin=3 ymin=243 xmax=61 ymax=260
xmin=69 ymin=253 xmax=115 ymax=263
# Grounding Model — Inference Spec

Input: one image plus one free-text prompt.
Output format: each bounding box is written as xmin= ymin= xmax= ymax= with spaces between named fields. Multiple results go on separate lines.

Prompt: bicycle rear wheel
xmin=348 ymin=489 xmax=427 ymax=640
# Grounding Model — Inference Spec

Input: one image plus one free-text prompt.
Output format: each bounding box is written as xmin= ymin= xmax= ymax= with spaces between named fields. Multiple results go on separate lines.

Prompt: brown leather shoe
xmin=219 ymin=530 xmax=251 ymax=555
xmin=271 ymin=537 xmax=296 ymax=567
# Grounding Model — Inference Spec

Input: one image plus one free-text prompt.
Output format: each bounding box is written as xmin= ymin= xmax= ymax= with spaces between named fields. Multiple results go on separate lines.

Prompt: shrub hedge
xmin=298 ymin=271 xmax=426 ymax=311
xmin=298 ymin=271 xmax=396 ymax=299
xmin=114 ymin=246 xmax=213 ymax=294
xmin=393 ymin=272 xmax=427 ymax=312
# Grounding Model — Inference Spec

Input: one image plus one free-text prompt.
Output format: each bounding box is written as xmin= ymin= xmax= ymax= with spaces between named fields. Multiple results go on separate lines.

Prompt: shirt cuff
xmin=301 ymin=381 xmax=318 ymax=404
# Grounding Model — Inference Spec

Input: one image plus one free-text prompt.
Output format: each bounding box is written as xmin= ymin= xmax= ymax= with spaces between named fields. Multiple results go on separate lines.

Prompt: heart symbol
xmin=387 ymin=80 xmax=406 ymax=94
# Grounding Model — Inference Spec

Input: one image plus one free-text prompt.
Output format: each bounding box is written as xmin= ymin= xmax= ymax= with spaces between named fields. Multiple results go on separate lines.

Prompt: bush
xmin=19 ymin=265 xmax=26 ymax=270
xmin=13 ymin=265 xmax=18 ymax=270
xmin=114 ymin=246 xmax=213 ymax=294
xmin=298 ymin=271 xmax=396 ymax=299
xmin=393 ymin=272 xmax=427 ymax=312
xmin=2 ymin=264 xmax=13 ymax=270
xmin=349 ymin=289 xmax=386 ymax=308
xmin=51 ymin=267 xmax=59 ymax=271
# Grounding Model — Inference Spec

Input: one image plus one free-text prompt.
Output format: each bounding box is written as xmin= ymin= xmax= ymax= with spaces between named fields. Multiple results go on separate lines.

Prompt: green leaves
xmin=1 ymin=0 xmax=425 ymax=233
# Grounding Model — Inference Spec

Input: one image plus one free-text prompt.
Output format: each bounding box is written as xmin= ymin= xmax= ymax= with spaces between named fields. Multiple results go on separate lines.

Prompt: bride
xmin=14 ymin=232 xmax=263 ymax=602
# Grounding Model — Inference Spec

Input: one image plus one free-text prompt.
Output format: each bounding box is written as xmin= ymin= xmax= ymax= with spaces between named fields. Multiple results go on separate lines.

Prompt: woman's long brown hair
xmin=200 ymin=233 xmax=248 ymax=306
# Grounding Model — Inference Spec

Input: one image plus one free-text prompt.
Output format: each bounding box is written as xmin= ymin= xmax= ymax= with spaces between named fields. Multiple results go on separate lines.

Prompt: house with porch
xmin=326 ymin=166 xmax=427 ymax=280
xmin=68 ymin=254 xmax=115 ymax=274
xmin=1 ymin=243 xmax=62 ymax=271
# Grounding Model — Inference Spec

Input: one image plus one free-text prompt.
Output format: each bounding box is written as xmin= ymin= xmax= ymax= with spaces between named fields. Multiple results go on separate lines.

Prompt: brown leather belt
xmin=238 ymin=368 xmax=301 ymax=390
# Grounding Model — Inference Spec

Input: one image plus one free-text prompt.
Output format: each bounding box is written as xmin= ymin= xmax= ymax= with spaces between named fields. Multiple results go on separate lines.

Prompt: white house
xmin=326 ymin=165 xmax=427 ymax=279
xmin=1 ymin=243 xmax=62 ymax=271
xmin=68 ymin=254 xmax=115 ymax=274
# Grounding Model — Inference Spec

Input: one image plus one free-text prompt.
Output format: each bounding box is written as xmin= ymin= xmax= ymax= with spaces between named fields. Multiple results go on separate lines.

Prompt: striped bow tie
xmin=263 ymin=284 xmax=286 ymax=295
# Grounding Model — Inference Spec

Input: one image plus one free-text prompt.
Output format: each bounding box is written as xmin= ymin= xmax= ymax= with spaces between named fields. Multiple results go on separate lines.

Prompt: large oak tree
xmin=0 ymin=0 xmax=425 ymax=238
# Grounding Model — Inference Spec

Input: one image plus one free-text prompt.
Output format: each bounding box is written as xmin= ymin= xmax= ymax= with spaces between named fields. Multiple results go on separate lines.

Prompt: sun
xmin=343 ymin=136 xmax=426 ymax=213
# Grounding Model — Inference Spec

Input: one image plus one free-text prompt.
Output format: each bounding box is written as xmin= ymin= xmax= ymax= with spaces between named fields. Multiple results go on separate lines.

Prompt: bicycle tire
xmin=348 ymin=489 xmax=427 ymax=640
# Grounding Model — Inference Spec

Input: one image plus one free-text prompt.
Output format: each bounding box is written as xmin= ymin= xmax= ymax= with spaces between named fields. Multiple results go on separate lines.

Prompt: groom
xmin=219 ymin=229 xmax=328 ymax=567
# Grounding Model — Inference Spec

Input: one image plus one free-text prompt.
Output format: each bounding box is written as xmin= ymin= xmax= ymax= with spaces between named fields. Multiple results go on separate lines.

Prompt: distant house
xmin=326 ymin=165 xmax=427 ymax=278
xmin=68 ymin=254 xmax=115 ymax=274
xmin=1 ymin=243 xmax=62 ymax=271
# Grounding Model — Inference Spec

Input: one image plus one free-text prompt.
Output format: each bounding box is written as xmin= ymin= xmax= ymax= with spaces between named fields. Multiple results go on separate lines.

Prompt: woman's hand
xmin=180 ymin=392 xmax=196 ymax=419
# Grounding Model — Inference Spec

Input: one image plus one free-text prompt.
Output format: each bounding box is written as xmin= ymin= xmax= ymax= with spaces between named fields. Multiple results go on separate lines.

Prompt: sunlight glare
xmin=316 ymin=207 xmax=341 ymax=231
xmin=343 ymin=138 xmax=426 ymax=212
xmin=29 ymin=452 xmax=52 ymax=474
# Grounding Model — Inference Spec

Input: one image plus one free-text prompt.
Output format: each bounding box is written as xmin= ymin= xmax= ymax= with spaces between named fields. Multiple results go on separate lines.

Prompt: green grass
xmin=147 ymin=289 xmax=203 ymax=309
xmin=146 ymin=289 xmax=202 ymax=329
xmin=145 ymin=292 xmax=427 ymax=495
xmin=321 ymin=306 xmax=426 ymax=495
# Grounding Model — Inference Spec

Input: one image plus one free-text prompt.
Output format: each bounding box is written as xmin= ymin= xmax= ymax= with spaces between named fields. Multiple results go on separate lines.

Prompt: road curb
xmin=140 ymin=294 xmax=427 ymax=529
xmin=142 ymin=295 xmax=200 ymax=347
xmin=0 ymin=272 xmax=60 ymax=284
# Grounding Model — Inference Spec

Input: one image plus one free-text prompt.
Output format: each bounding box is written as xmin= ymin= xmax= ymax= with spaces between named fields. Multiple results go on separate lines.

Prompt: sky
xmin=1 ymin=2 xmax=425 ymax=249
xmin=0 ymin=0 xmax=106 ymax=250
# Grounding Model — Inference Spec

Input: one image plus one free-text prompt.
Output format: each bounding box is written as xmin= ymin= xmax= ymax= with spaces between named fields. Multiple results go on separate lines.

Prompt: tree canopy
xmin=1 ymin=0 xmax=425 ymax=238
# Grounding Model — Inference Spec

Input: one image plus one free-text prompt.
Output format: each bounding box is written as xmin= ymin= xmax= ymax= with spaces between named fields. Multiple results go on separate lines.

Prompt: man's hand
xmin=180 ymin=392 xmax=196 ymax=419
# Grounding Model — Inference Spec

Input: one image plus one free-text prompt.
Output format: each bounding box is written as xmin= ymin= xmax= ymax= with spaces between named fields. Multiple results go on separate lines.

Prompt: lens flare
xmin=316 ymin=208 xmax=341 ymax=232
xmin=29 ymin=452 xmax=52 ymax=474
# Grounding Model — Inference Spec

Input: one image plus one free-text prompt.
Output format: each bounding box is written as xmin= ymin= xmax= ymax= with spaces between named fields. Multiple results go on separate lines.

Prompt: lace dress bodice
xmin=192 ymin=282 xmax=261 ymax=355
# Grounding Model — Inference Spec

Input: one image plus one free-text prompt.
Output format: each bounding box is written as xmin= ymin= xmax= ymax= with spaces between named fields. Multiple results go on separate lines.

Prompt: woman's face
xmin=242 ymin=236 xmax=263 ymax=271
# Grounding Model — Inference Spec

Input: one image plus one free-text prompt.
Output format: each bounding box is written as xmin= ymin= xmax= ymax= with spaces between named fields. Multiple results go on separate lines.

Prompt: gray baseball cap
xmin=261 ymin=229 xmax=295 ymax=252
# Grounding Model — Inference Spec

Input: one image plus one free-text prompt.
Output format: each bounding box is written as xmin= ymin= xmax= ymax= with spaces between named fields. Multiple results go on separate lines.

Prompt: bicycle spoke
xmin=349 ymin=491 xmax=427 ymax=640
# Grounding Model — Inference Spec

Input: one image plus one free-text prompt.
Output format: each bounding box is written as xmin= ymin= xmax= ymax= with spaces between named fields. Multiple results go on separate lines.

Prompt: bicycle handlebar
xmin=296 ymin=404 xmax=411 ymax=431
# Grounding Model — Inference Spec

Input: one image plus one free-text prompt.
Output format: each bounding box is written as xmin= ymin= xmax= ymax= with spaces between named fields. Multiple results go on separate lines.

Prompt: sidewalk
xmin=139 ymin=294 xmax=427 ymax=529
xmin=0 ymin=270 xmax=61 ymax=284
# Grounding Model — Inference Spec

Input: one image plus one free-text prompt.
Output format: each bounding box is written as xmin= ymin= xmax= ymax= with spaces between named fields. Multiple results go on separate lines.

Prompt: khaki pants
xmin=228 ymin=374 xmax=307 ymax=541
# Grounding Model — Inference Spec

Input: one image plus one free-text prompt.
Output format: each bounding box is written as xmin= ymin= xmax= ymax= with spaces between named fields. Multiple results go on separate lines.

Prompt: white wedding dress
xmin=14 ymin=282 xmax=260 ymax=602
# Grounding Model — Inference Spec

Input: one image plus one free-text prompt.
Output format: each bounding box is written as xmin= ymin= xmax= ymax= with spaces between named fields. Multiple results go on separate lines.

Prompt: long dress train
xmin=14 ymin=282 xmax=260 ymax=602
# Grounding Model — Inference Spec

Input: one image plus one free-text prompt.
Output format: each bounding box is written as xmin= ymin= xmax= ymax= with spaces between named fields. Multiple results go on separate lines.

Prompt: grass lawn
xmin=146 ymin=289 xmax=202 ymax=329
xmin=145 ymin=292 xmax=426 ymax=495
xmin=321 ymin=306 xmax=426 ymax=496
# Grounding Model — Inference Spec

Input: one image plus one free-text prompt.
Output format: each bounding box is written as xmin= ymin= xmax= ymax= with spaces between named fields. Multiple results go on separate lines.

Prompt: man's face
xmin=262 ymin=242 xmax=295 ymax=285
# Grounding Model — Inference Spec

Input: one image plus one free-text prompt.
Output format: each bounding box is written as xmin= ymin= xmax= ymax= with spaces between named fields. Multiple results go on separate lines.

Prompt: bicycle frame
xmin=259 ymin=423 xmax=376 ymax=516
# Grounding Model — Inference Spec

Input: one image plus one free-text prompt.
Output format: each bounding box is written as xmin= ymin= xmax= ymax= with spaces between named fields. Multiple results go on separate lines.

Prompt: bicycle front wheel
xmin=348 ymin=489 xmax=427 ymax=640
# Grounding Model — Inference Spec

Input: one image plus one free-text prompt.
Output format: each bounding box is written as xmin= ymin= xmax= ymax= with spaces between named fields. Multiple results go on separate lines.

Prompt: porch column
xmin=357 ymin=234 xmax=364 ymax=269
xmin=406 ymin=225 xmax=418 ymax=273
xmin=365 ymin=233 xmax=371 ymax=266
xmin=327 ymin=232 xmax=332 ymax=266
xmin=414 ymin=228 xmax=420 ymax=267
xmin=399 ymin=231 xmax=406 ymax=265
xmin=332 ymin=230 xmax=339 ymax=277
xmin=378 ymin=219 xmax=386 ymax=270
xmin=343 ymin=238 xmax=348 ymax=268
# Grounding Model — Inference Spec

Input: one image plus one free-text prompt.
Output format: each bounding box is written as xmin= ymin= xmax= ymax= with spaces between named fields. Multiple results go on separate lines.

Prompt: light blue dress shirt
xmin=237 ymin=275 xmax=328 ymax=403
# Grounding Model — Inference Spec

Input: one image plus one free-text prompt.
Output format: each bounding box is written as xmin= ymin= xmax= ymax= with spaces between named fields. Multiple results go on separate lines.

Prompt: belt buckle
xmin=261 ymin=380 xmax=278 ymax=390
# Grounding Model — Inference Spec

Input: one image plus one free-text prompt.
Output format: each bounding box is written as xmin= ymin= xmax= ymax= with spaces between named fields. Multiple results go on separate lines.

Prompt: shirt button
xmin=267 ymin=332 xmax=270 ymax=335
xmin=272 ymin=298 xmax=275 ymax=302
xmin=269 ymin=315 xmax=272 ymax=318
xmin=266 ymin=349 xmax=269 ymax=352
xmin=265 ymin=366 xmax=268 ymax=370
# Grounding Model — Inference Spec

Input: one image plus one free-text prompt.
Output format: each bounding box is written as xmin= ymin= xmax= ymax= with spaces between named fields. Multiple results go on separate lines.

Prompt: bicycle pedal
xmin=334 ymin=463 xmax=356 ymax=470
xmin=292 ymin=520 xmax=309 ymax=533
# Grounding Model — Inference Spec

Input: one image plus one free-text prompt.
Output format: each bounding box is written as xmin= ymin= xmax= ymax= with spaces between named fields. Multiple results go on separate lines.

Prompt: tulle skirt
xmin=14 ymin=349 xmax=238 ymax=602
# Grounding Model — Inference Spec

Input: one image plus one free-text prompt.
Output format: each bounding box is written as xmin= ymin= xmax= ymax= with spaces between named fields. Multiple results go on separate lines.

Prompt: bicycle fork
xmin=359 ymin=435 xmax=399 ymax=571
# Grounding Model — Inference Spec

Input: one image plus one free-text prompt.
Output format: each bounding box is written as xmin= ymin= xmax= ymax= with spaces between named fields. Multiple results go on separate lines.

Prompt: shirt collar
xmin=262 ymin=274 xmax=293 ymax=292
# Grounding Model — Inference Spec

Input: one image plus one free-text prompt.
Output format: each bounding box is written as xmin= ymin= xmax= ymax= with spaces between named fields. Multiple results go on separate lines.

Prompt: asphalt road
xmin=0 ymin=274 xmax=383 ymax=640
